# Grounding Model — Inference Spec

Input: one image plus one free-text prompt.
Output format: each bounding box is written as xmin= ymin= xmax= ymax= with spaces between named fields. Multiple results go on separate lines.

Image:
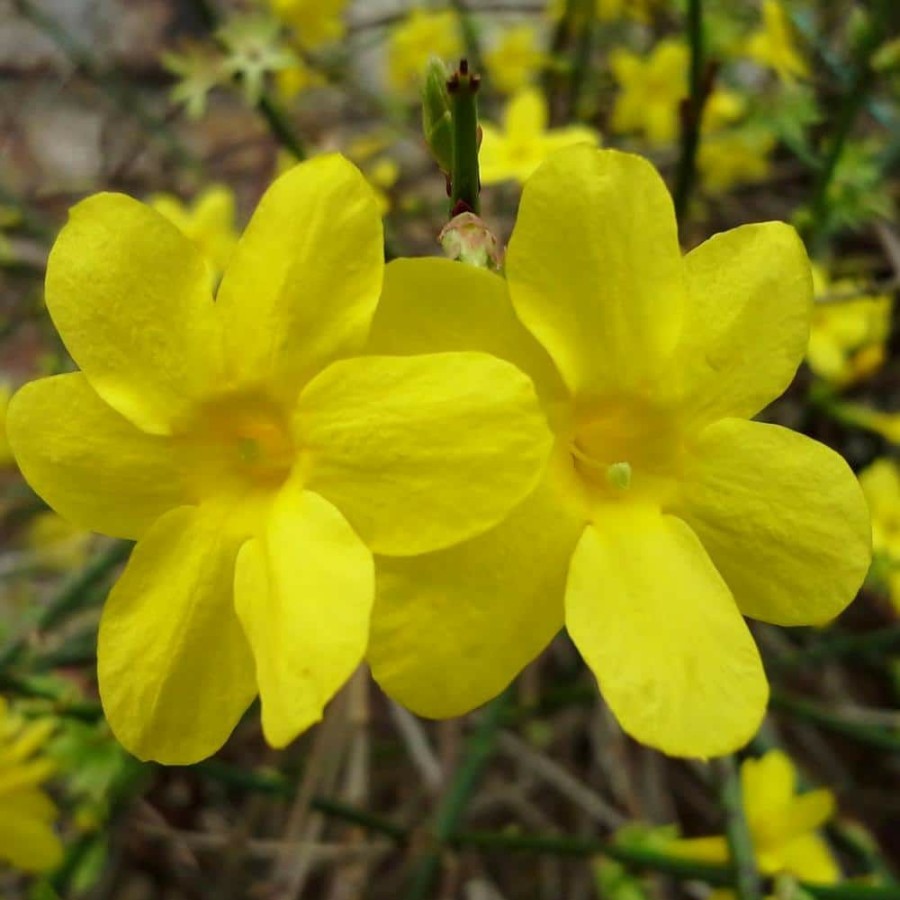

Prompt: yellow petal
xmin=8 ymin=374 xmax=184 ymax=540
xmin=505 ymin=88 xmax=548 ymax=138
xmin=216 ymin=155 xmax=383 ymax=397
xmin=676 ymin=222 xmax=812 ymax=424
xmin=45 ymin=193 xmax=221 ymax=435
xmin=97 ymin=506 xmax=257 ymax=764
xmin=296 ymin=353 xmax=553 ymax=556
xmin=773 ymin=833 xmax=841 ymax=884
xmin=0 ymin=759 xmax=56 ymax=794
xmin=367 ymin=258 xmax=568 ymax=417
xmin=741 ymin=750 xmax=796 ymax=824
xmin=369 ymin=453 xmax=583 ymax=717
xmin=506 ymin=147 xmax=684 ymax=398
xmin=2 ymin=787 xmax=58 ymax=823
xmin=234 ymin=484 xmax=373 ymax=748
xmin=565 ymin=506 xmax=767 ymax=757
xmin=676 ymin=419 xmax=871 ymax=625
xmin=0 ymin=797 xmax=63 ymax=872
xmin=859 ymin=458 xmax=900 ymax=520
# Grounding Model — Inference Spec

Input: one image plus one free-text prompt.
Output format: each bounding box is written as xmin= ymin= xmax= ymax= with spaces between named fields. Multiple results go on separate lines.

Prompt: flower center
xmin=177 ymin=392 xmax=296 ymax=501
xmin=570 ymin=397 xmax=683 ymax=504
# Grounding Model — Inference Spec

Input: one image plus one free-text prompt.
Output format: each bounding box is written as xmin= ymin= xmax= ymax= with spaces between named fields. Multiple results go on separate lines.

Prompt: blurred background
xmin=1 ymin=0 xmax=900 ymax=897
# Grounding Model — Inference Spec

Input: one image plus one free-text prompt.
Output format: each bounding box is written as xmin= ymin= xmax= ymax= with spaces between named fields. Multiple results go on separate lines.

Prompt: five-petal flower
xmin=7 ymin=155 xmax=552 ymax=764
xmin=364 ymin=146 xmax=871 ymax=758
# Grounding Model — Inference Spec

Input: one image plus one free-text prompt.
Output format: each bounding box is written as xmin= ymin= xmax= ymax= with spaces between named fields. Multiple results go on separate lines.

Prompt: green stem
xmin=447 ymin=60 xmax=481 ymax=215
xmin=673 ymin=0 xmax=706 ymax=223
xmin=404 ymin=692 xmax=509 ymax=900
xmin=447 ymin=831 xmax=898 ymax=899
xmin=449 ymin=0 xmax=483 ymax=77
xmin=567 ymin=0 xmax=597 ymax=121
xmin=770 ymin=691 xmax=900 ymax=753
xmin=713 ymin=756 xmax=762 ymax=900
xmin=198 ymin=760 xmax=407 ymax=842
xmin=0 ymin=541 xmax=131 ymax=672
xmin=770 ymin=625 xmax=900 ymax=672
xmin=257 ymin=94 xmax=306 ymax=161
xmin=196 ymin=760 xmax=897 ymax=899
xmin=807 ymin=1 xmax=890 ymax=251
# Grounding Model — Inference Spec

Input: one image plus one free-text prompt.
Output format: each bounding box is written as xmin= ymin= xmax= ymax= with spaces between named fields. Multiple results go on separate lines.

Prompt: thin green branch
xmin=447 ymin=60 xmax=482 ymax=215
xmin=449 ymin=0 xmax=484 ymax=77
xmin=770 ymin=691 xmax=900 ymax=753
xmin=567 ymin=0 xmax=597 ymax=121
xmin=713 ymin=756 xmax=762 ymax=900
xmin=0 ymin=541 xmax=131 ymax=672
xmin=770 ymin=625 xmax=900 ymax=672
xmin=673 ymin=0 xmax=707 ymax=223
xmin=806 ymin=0 xmax=892 ymax=250
xmin=198 ymin=758 xmax=896 ymax=899
xmin=404 ymin=692 xmax=509 ymax=900
xmin=447 ymin=830 xmax=899 ymax=899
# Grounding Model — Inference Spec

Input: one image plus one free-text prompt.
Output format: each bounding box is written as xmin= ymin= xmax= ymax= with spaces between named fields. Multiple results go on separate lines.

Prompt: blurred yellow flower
xmin=275 ymin=56 xmax=325 ymax=101
xmin=0 ymin=380 xmax=13 ymax=466
xmin=269 ymin=0 xmax=347 ymax=49
xmin=670 ymin=750 xmax=840 ymax=885
xmin=24 ymin=511 xmax=93 ymax=572
xmin=365 ymin=147 xmax=870 ymax=758
xmin=479 ymin=88 xmax=599 ymax=185
xmin=0 ymin=698 xmax=62 ymax=872
xmin=150 ymin=185 xmax=239 ymax=285
xmin=345 ymin=133 xmax=401 ymax=216
xmin=807 ymin=266 xmax=892 ymax=389
xmin=485 ymin=25 xmax=547 ymax=94
xmin=548 ymin=0 xmax=661 ymax=24
xmin=388 ymin=10 xmax=463 ymax=93
xmin=8 ymin=156 xmax=551 ymax=765
xmin=859 ymin=458 xmax=900 ymax=614
xmin=699 ymin=127 xmax=776 ymax=194
xmin=697 ymin=91 xmax=775 ymax=195
xmin=745 ymin=0 xmax=809 ymax=83
xmin=609 ymin=40 xmax=688 ymax=145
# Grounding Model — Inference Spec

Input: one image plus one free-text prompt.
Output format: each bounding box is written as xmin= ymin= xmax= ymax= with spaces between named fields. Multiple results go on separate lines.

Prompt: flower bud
xmin=438 ymin=212 xmax=502 ymax=271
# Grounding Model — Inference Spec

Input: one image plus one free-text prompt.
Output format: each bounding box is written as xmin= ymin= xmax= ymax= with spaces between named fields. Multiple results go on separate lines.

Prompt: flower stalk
xmin=447 ymin=59 xmax=482 ymax=215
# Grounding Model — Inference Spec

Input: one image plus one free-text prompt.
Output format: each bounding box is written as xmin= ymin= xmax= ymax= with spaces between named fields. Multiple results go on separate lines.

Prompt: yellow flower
xmin=479 ymin=88 xmax=600 ymax=185
xmin=699 ymin=127 xmax=776 ymax=194
xmin=0 ymin=380 xmax=14 ymax=466
xmin=548 ymin=0 xmax=661 ymax=24
xmin=275 ymin=56 xmax=325 ymax=101
xmin=345 ymin=133 xmax=401 ymax=217
xmin=0 ymin=698 xmax=62 ymax=872
xmin=388 ymin=10 xmax=463 ymax=93
xmin=24 ymin=511 xmax=94 ymax=572
xmin=609 ymin=39 xmax=688 ymax=145
xmin=859 ymin=459 xmax=900 ymax=613
xmin=364 ymin=147 xmax=870 ymax=758
xmin=485 ymin=25 xmax=547 ymax=94
xmin=269 ymin=0 xmax=347 ymax=49
xmin=807 ymin=266 xmax=892 ymax=389
xmin=7 ymin=156 xmax=551 ymax=764
xmin=150 ymin=185 xmax=239 ymax=285
xmin=745 ymin=0 xmax=809 ymax=83
xmin=669 ymin=750 xmax=840 ymax=884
